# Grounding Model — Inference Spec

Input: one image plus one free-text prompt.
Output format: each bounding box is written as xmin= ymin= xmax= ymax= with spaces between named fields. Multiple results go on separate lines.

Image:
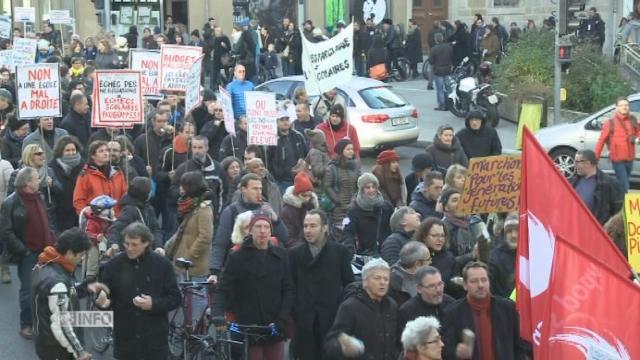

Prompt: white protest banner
xmin=129 ymin=49 xmax=161 ymax=98
xmin=12 ymin=38 xmax=37 ymax=66
xmin=0 ymin=50 xmax=13 ymax=71
xmin=184 ymin=55 xmax=203 ymax=115
xmin=246 ymin=91 xmax=277 ymax=146
xmin=14 ymin=7 xmax=35 ymax=23
xmin=48 ymin=10 xmax=72 ymax=25
xmin=301 ymin=23 xmax=353 ymax=96
xmin=219 ymin=86 xmax=236 ymax=136
xmin=159 ymin=45 xmax=202 ymax=92
xmin=0 ymin=15 xmax=11 ymax=39
xmin=16 ymin=63 xmax=61 ymax=119
xmin=93 ymin=70 xmax=144 ymax=128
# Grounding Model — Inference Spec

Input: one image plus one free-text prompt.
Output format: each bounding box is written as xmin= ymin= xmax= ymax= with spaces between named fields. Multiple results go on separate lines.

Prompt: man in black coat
xmin=60 ymin=92 xmax=91 ymax=147
xmin=97 ymin=222 xmax=180 ymax=360
xmin=190 ymin=88 xmax=216 ymax=133
xmin=429 ymin=33 xmax=453 ymax=111
xmin=381 ymin=206 xmax=422 ymax=266
xmin=489 ymin=214 xmax=518 ymax=298
xmin=398 ymin=266 xmax=455 ymax=335
xmin=288 ymin=210 xmax=353 ymax=360
xmin=571 ymin=149 xmax=622 ymax=225
xmin=455 ymin=110 xmax=502 ymax=159
xmin=324 ymin=258 xmax=399 ymax=360
xmin=442 ymin=261 xmax=525 ymax=360
xmin=200 ymin=101 xmax=229 ymax=159
xmin=267 ymin=111 xmax=307 ymax=192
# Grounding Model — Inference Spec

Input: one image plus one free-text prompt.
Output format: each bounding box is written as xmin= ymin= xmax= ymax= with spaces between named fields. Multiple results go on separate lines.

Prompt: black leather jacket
xmin=0 ymin=191 xmax=29 ymax=259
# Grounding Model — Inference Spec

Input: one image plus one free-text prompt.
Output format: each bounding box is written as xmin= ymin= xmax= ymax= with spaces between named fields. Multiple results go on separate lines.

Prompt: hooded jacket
xmin=72 ymin=164 xmax=127 ymax=215
xmin=316 ymin=118 xmax=361 ymax=159
xmin=281 ymin=186 xmax=318 ymax=248
xmin=594 ymin=112 xmax=640 ymax=162
xmin=425 ymin=134 xmax=469 ymax=172
xmin=455 ymin=115 xmax=502 ymax=159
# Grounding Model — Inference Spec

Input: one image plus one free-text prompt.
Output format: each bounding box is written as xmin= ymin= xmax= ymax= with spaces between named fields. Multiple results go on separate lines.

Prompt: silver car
xmin=255 ymin=76 xmax=420 ymax=151
xmin=535 ymin=93 xmax=640 ymax=181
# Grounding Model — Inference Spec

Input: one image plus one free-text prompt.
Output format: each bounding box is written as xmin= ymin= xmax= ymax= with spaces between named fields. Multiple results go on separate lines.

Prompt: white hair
xmin=401 ymin=316 xmax=441 ymax=351
xmin=231 ymin=211 xmax=253 ymax=245
xmin=361 ymin=258 xmax=390 ymax=280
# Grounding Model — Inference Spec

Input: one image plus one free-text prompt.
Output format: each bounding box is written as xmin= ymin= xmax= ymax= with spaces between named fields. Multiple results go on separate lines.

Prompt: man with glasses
xmin=201 ymin=102 xmax=229 ymax=159
xmin=571 ymin=149 xmax=621 ymax=225
xmin=398 ymin=266 xmax=454 ymax=335
xmin=389 ymin=241 xmax=432 ymax=307
xmin=442 ymin=261 xmax=525 ymax=360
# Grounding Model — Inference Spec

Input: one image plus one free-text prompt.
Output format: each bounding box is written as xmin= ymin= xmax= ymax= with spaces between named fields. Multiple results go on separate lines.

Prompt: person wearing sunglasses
xmin=8 ymin=144 xmax=51 ymax=196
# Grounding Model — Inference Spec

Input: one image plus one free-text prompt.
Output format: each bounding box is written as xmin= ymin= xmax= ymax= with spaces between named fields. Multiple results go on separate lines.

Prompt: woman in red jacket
xmin=594 ymin=97 xmax=640 ymax=193
xmin=316 ymin=104 xmax=361 ymax=159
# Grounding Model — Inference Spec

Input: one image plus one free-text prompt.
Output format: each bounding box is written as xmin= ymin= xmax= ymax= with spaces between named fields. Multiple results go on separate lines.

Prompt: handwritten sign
xmin=159 ymin=45 xmax=202 ymax=92
xmin=219 ymin=86 xmax=236 ymax=136
xmin=16 ymin=63 xmax=61 ymax=119
xmin=0 ymin=15 xmax=11 ymax=39
xmin=48 ymin=10 xmax=72 ymax=25
xmin=93 ymin=70 xmax=144 ymax=128
xmin=458 ymin=155 xmax=521 ymax=215
xmin=624 ymin=194 xmax=640 ymax=272
xmin=0 ymin=50 xmax=13 ymax=71
xmin=245 ymin=91 xmax=277 ymax=146
xmin=14 ymin=7 xmax=35 ymax=23
xmin=129 ymin=49 xmax=161 ymax=98
xmin=12 ymin=38 xmax=37 ymax=66
xmin=184 ymin=55 xmax=203 ymax=115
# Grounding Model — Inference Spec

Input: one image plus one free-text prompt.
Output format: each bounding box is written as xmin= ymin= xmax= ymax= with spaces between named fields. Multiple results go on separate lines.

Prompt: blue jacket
xmin=226 ymin=79 xmax=255 ymax=119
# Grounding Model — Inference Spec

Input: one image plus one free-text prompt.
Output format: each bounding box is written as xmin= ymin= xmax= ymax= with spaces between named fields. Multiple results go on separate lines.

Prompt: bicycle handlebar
xmin=228 ymin=322 xmax=279 ymax=337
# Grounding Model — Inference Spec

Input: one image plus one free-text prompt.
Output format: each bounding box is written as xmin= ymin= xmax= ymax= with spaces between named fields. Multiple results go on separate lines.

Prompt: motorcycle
xmin=446 ymin=58 xmax=503 ymax=127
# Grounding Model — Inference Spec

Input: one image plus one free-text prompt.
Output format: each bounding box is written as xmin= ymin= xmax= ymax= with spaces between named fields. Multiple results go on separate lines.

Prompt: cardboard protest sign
xmin=0 ymin=50 xmax=13 ymax=71
xmin=12 ymin=38 xmax=37 ymax=66
xmin=14 ymin=7 xmax=35 ymax=23
xmin=159 ymin=45 xmax=202 ymax=92
xmin=0 ymin=15 xmax=11 ymax=39
xmin=184 ymin=55 xmax=204 ymax=115
xmin=93 ymin=70 xmax=144 ymax=128
xmin=301 ymin=23 xmax=353 ymax=96
xmin=219 ymin=86 xmax=236 ymax=136
xmin=245 ymin=91 xmax=277 ymax=146
xmin=623 ymin=193 xmax=640 ymax=272
xmin=48 ymin=10 xmax=72 ymax=25
xmin=16 ymin=63 xmax=61 ymax=119
xmin=129 ymin=49 xmax=161 ymax=98
xmin=458 ymin=155 xmax=521 ymax=215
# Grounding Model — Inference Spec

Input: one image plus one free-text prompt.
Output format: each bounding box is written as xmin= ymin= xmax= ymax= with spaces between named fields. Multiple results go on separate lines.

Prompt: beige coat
xmin=166 ymin=200 xmax=214 ymax=277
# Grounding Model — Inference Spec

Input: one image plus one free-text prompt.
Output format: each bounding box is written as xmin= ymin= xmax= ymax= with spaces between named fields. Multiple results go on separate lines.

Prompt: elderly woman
xmin=389 ymin=241 xmax=432 ymax=307
xmin=401 ymin=316 xmax=444 ymax=360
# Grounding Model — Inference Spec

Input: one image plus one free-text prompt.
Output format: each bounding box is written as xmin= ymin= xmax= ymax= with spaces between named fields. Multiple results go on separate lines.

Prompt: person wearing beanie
xmin=267 ymin=108 xmax=308 ymax=193
xmin=488 ymin=213 xmax=518 ymax=298
xmin=440 ymin=188 xmax=476 ymax=266
xmin=373 ymin=149 xmax=406 ymax=207
xmin=342 ymin=172 xmax=394 ymax=256
xmin=455 ymin=110 xmax=502 ymax=159
xmin=316 ymin=102 xmax=361 ymax=159
xmin=405 ymin=153 xmax=434 ymax=205
xmin=324 ymin=137 xmax=360 ymax=227
xmin=304 ymin=128 xmax=330 ymax=191
xmin=281 ymin=172 xmax=319 ymax=248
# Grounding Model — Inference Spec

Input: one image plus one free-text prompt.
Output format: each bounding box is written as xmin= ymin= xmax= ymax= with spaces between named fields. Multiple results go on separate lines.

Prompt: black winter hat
xmin=412 ymin=153 xmax=435 ymax=171
xmin=329 ymin=104 xmax=345 ymax=119
xmin=466 ymin=109 xmax=485 ymax=121
xmin=440 ymin=187 xmax=461 ymax=208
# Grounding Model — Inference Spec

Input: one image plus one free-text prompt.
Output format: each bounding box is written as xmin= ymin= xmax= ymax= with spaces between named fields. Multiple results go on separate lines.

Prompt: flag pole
xmin=39 ymin=122 xmax=52 ymax=202
xmin=122 ymin=128 xmax=129 ymax=184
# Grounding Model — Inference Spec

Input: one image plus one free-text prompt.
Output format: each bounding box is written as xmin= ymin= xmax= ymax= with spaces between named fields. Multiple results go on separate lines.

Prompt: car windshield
xmin=359 ymin=86 xmax=408 ymax=109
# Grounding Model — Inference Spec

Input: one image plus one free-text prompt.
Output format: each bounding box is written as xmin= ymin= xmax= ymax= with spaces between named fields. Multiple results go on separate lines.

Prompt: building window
xmin=494 ymin=0 xmax=519 ymax=6
xmin=412 ymin=0 xmax=422 ymax=7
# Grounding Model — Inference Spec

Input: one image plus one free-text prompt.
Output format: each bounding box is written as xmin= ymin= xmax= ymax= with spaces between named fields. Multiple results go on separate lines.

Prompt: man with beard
xmin=22 ymin=117 xmax=68 ymax=161
xmin=398 ymin=266 xmax=455 ymax=332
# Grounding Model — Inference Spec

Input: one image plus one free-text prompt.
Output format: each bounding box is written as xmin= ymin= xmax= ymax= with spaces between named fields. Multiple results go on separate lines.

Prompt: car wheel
xmin=550 ymin=148 xmax=577 ymax=179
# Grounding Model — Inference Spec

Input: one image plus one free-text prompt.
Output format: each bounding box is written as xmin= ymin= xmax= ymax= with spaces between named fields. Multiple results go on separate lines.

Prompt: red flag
xmin=516 ymin=127 xmax=632 ymax=354
xmin=539 ymin=236 xmax=640 ymax=360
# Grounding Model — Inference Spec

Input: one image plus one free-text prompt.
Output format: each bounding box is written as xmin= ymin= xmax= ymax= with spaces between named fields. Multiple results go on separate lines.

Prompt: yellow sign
xmin=458 ymin=155 xmax=521 ymax=215
xmin=560 ymin=87 xmax=567 ymax=101
xmin=623 ymin=193 xmax=640 ymax=272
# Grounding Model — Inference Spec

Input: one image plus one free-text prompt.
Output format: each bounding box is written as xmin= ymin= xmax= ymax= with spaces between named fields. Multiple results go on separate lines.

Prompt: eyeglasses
xmin=424 ymin=336 xmax=442 ymax=345
xmin=34 ymin=152 xmax=44 ymax=156
xmin=419 ymin=281 xmax=445 ymax=291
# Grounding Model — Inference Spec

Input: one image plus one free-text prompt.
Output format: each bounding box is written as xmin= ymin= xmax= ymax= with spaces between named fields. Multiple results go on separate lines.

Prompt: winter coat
xmin=1 ymin=131 xmax=23 ymax=168
xmin=342 ymin=200 xmax=394 ymax=256
xmin=405 ymin=172 xmax=422 ymax=206
xmin=442 ymin=296 xmax=524 ymax=360
xmin=48 ymin=159 xmax=83 ymax=232
xmin=429 ymin=42 xmax=454 ymax=76
xmin=209 ymin=195 xmax=289 ymax=273
xmin=316 ymin=120 xmax=361 ymax=159
xmin=594 ymin=113 xmax=640 ymax=162
xmin=430 ymin=248 xmax=461 ymax=297
xmin=398 ymin=293 xmax=455 ymax=336
xmin=325 ymin=285 xmax=399 ymax=360
xmin=288 ymin=239 xmax=353 ymax=358
xmin=166 ymin=199 xmax=214 ymax=277
xmin=281 ymin=186 xmax=318 ymax=248
xmin=380 ymin=230 xmax=413 ymax=266
xmin=213 ymin=35 xmax=231 ymax=69
xmin=306 ymin=147 xmax=330 ymax=189
xmin=218 ymin=237 xmax=294 ymax=332
xmin=0 ymin=191 xmax=55 ymax=259
xmin=267 ymin=129 xmax=307 ymax=183
xmin=409 ymin=183 xmax=442 ymax=219
xmin=0 ymin=156 xmax=12 ymax=203
xmin=325 ymin=159 xmax=360 ymax=226
xmin=489 ymin=243 xmax=516 ymax=298
xmin=60 ymin=109 xmax=92 ymax=146
xmin=72 ymin=164 xmax=128 ymax=215
xmin=226 ymin=79 xmax=255 ymax=118
xmin=480 ymin=33 xmax=500 ymax=62
xmin=200 ymin=119 xmax=229 ymax=159
xmin=570 ymin=169 xmax=622 ymax=225
xmin=95 ymin=50 xmax=119 ymax=69
xmin=425 ymin=135 xmax=469 ymax=173
xmin=230 ymin=176 xmax=283 ymax=215
xmin=405 ymin=27 xmax=423 ymax=64
xmin=22 ymin=128 xmax=69 ymax=161
xmin=133 ymin=130 xmax=172 ymax=178
xmin=452 ymin=28 xmax=470 ymax=66
xmin=219 ymin=129 xmax=248 ymax=161
xmin=442 ymin=215 xmax=476 ymax=259
xmin=106 ymin=194 xmax=163 ymax=250
xmin=388 ymin=264 xmax=418 ymax=307
xmin=455 ymin=117 xmax=502 ymax=159
xmin=100 ymin=250 xmax=181 ymax=359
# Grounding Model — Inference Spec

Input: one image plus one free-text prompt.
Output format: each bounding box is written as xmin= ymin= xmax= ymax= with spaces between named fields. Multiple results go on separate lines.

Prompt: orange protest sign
xmin=458 ymin=155 xmax=521 ymax=215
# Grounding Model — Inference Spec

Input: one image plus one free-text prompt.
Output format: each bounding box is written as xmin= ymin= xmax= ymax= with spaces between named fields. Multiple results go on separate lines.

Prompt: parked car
xmin=255 ymin=75 xmax=420 ymax=152
xmin=535 ymin=93 xmax=640 ymax=181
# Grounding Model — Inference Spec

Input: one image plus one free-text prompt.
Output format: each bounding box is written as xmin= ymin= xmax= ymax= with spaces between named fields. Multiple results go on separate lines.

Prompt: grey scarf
xmin=56 ymin=154 xmax=82 ymax=174
xmin=356 ymin=191 xmax=385 ymax=211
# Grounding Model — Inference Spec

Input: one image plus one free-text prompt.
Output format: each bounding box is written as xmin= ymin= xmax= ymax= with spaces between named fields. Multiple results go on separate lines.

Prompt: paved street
xmin=0 ymin=77 xmax=518 ymax=359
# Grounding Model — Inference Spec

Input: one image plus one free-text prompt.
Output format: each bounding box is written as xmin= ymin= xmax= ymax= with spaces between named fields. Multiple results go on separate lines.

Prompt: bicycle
xmin=389 ymin=56 xmax=409 ymax=81
xmin=83 ymin=249 xmax=115 ymax=353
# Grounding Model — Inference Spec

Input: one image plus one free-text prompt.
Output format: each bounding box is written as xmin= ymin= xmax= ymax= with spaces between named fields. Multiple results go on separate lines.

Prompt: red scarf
xmin=38 ymin=246 xmax=76 ymax=273
xmin=177 ymin=196 xmax=196 ymax=218
xmin=468 ymin=294 xmax=495 ymax=360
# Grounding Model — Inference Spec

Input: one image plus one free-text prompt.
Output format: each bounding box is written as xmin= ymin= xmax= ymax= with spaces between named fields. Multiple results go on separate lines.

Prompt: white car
xmin=255 ymin=76 xmax=420 ymax=152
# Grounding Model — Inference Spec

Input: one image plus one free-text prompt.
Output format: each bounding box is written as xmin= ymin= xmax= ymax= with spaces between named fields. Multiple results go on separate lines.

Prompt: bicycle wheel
xmin=168 ymin=307 xmax=185 ymax=358
xmin=393 ymin=59 xmax=408 ymax=81
xmin=84 ymin=293 xmax=112 ymax=353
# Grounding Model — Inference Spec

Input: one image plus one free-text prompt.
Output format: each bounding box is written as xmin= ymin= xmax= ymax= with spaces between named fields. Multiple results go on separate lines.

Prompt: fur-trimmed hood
xmin=282 ymin=185 xmax=319 ymax=209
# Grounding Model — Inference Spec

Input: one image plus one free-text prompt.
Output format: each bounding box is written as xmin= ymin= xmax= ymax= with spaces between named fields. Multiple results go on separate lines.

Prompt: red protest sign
xmin=159 ymin=45 xmax=202 ymax=92
xmin=92 ymin=70 xmax=144 ymax=128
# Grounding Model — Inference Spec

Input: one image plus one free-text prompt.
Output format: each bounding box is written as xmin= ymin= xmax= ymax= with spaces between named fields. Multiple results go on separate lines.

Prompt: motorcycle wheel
xmin=447 ymin=97 xmax=468 ymax=118
xmin=486 ymin=104 xmax=500 ymax=127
